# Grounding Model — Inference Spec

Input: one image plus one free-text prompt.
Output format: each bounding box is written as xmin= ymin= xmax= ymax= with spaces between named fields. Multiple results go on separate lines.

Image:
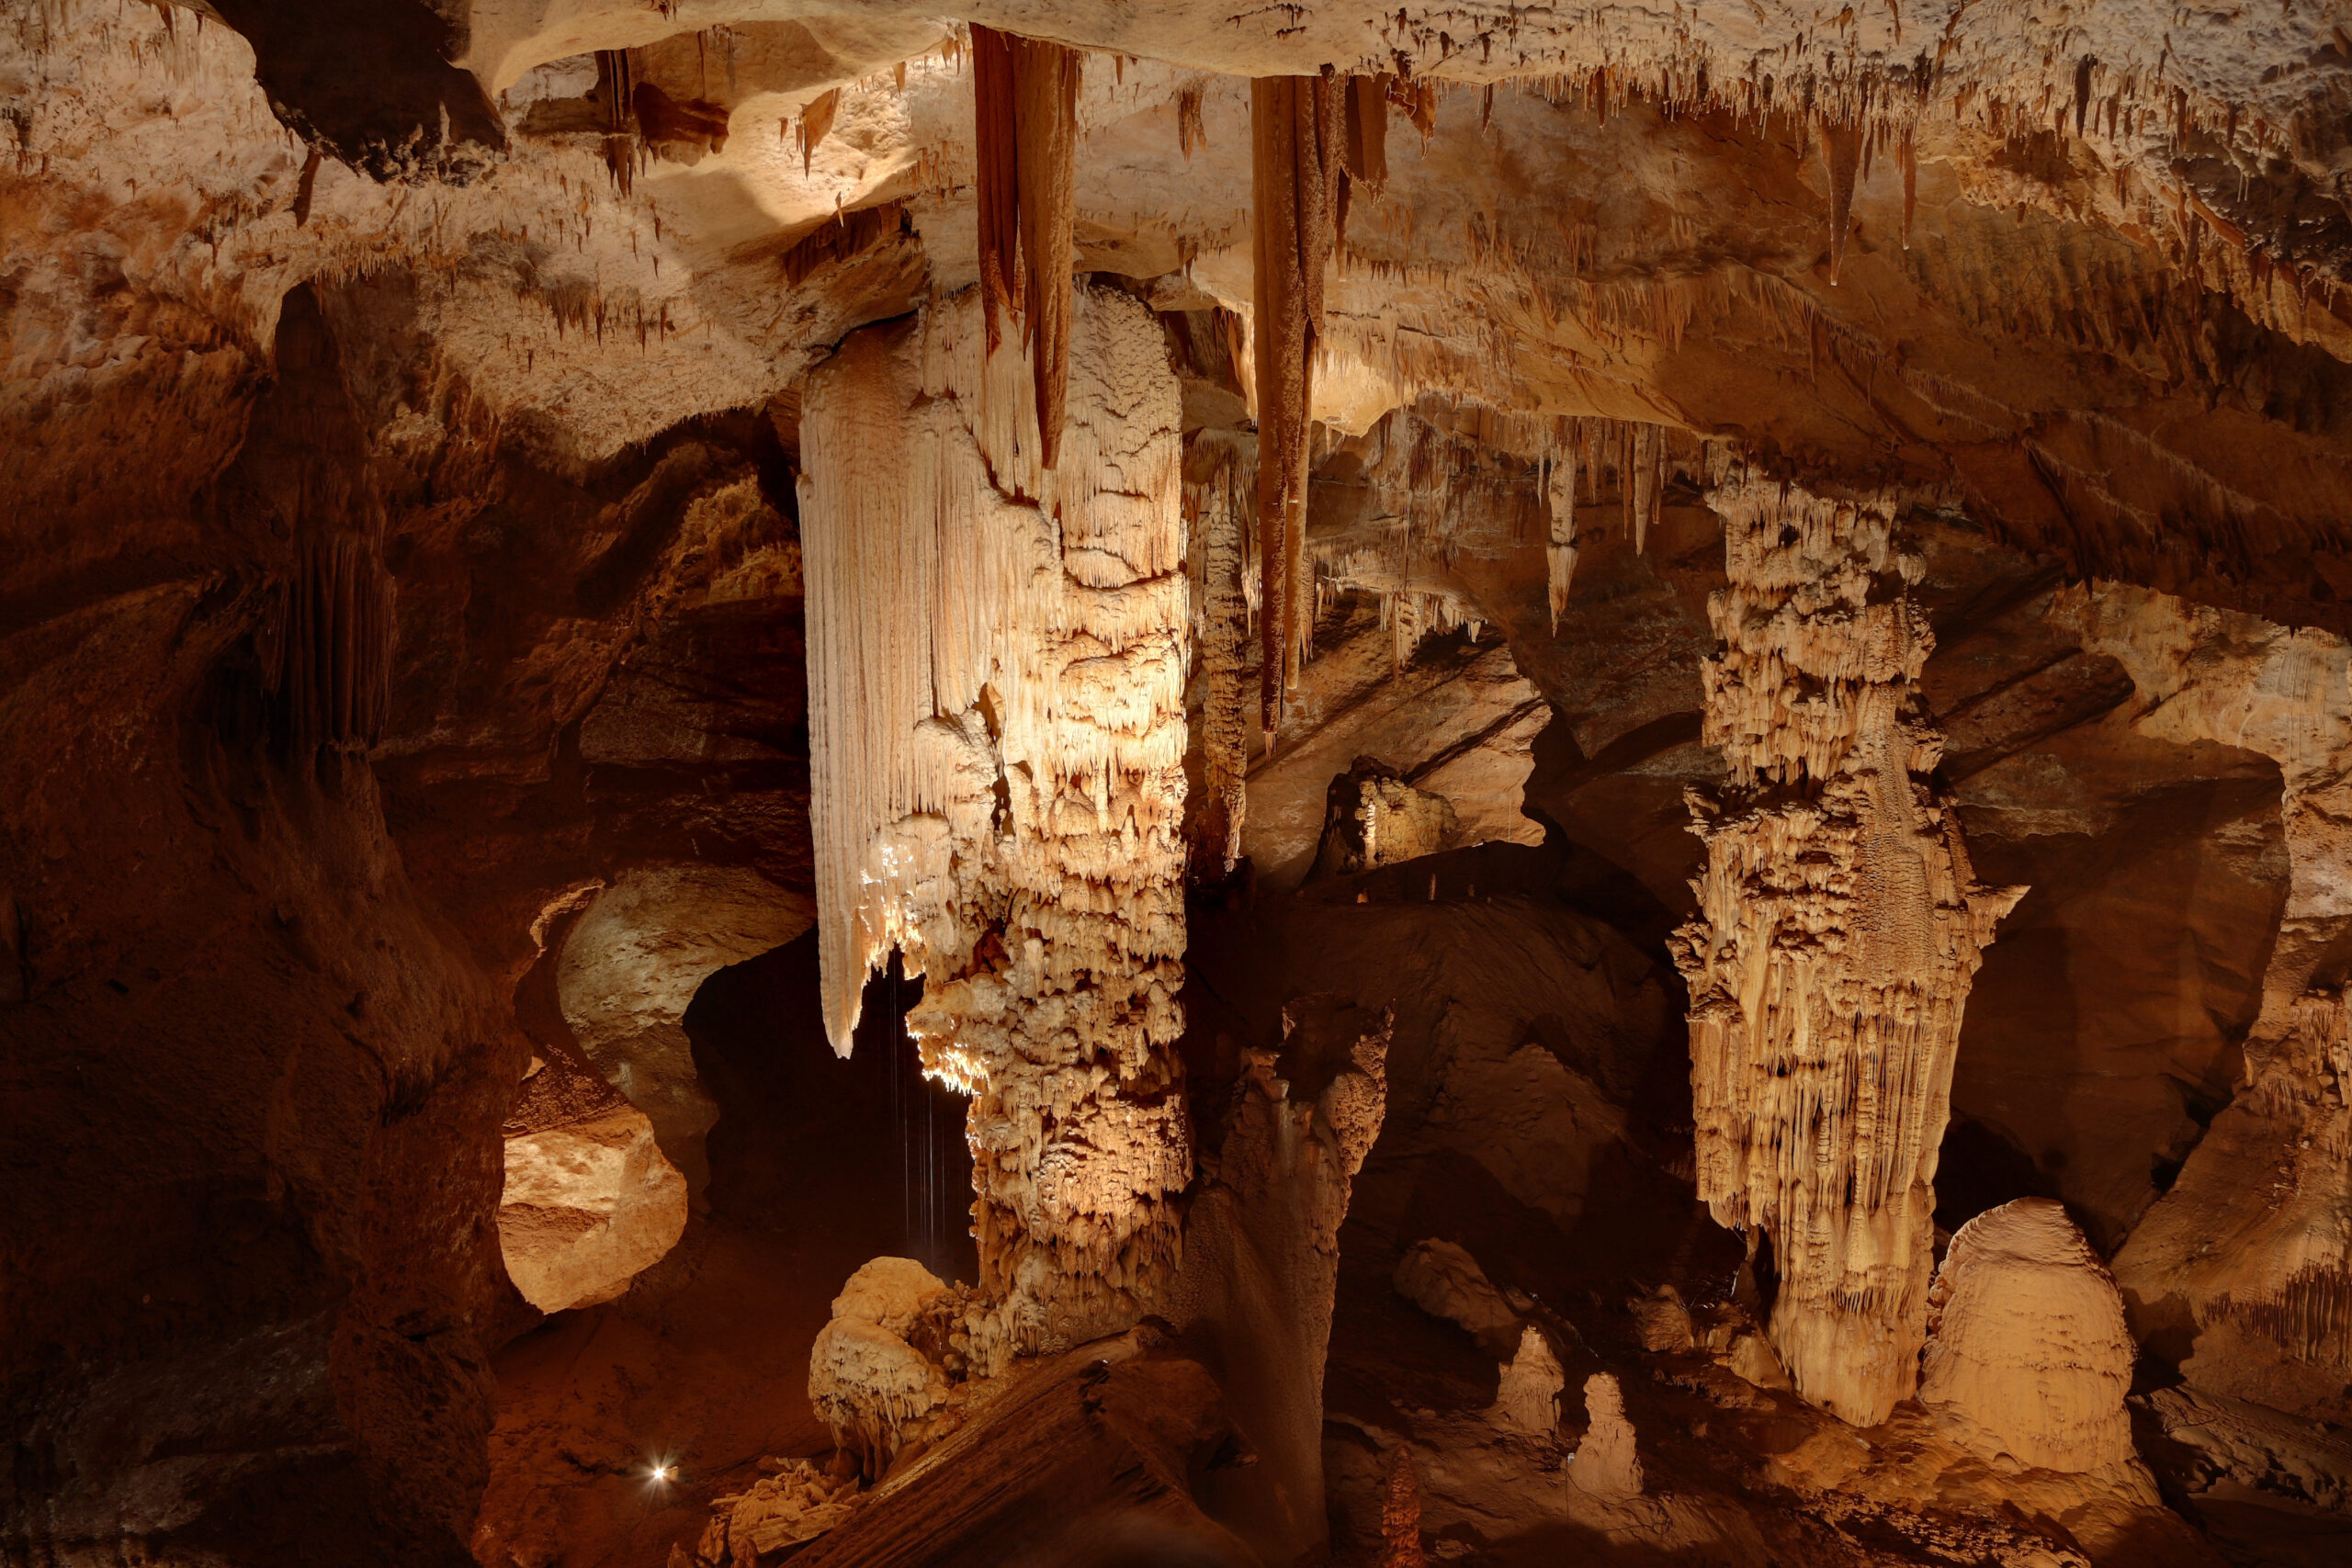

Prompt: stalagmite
xmin=1919 ymin=1199 xmax=2137 ymax=1473
xmin=1569 ymin=1373 xmax=1643 ymax=1500
xmin=1170 ymin=999 xmax=1389 ymax=1562
xmin=1490 ymin=1326 xmax=1565 ymax=1438
xmin=970 ymin=25 xmax=1080 ymax=469
xmin=1669 ymin=476 xmax=2023 ymax=1427
xmin=1187 ymin=435 xmax=1252 ymax=874
xmin=799 ymin=285 xmax=1191 ymax=1350
xmin=1379 ymin=1446 xmax=1427 ymax=1568
xmin=1252 ymin=73 xmax=1342 ymax=730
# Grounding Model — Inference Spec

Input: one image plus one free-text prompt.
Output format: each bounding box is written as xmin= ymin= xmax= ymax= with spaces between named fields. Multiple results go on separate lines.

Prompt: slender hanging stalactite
xmin=971 ymin=24 xmax=1080 ymax=468
xmin=1251 ymin=73 xmax=1343 ymax=737
xmin=1822 ymin=118 xmax=1861 ymax=284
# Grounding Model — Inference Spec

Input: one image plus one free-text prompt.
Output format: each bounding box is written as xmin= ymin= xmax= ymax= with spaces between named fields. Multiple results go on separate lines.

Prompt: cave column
xmin=800 ymin=285 xmax=1190 ymax=1353
xmin=1670 ymin=475 xmax=2022 ymax=1426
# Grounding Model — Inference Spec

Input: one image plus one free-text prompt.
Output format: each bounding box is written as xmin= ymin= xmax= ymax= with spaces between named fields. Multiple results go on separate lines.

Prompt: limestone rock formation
xmin=1919 ymin=1199 xmax=2136 ymax=1474
xmin=1172 ymin=998 xmax=1389 ymax=1562
xmin=807 ymin=1258 xmax=956 ymax=1473
xmin=2062 ymin=583 xmax=2352 ymax=1423
xmin=798 ymin=284 xmax=1191 ymax=1350
xmin=1569 ymin=1372 xmax=1644 ymax=1501
xmin=1671 ymin=476 xmax=2025 ymax=1427
xmin=698 ymin=1457 xmax=864 ymax=1565
xmin=557 ymin=865 xmax=817 ymax=1192
xmin=1394 ymin=1238 xmax=1521 ymax=1348
xmin=497 ymin=1048 xmax=687 ymax=1314
xmin=1310 ymin=758 xmax=1461 ymax=878
xmin=1490 ymin=1326 xmax=1566 ymax=1439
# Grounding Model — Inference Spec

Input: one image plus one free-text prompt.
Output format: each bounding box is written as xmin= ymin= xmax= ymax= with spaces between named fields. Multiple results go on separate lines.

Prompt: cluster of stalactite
xmin=1311 ymin=403 xmax=1711 ymax=660
xmin=1182 ymin=430 xmax=1256 ymax=876
xmin=1668 ymin=475 xmax=2022 ymax=1427
xmin=257 ymin=532 xmax=396 ymax=760
xmin=971 ymin=24 xmax=1080 ymax=471
xmin=1251 ymin=71 xmax=1387 ymax=733
xmin=798 ymin=285 xmax=1190 ymax=1351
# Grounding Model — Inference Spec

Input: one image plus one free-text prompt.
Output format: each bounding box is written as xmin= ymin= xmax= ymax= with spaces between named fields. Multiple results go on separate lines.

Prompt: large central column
xmin=798 ymin=285 xmax=1191 ymax=1351
xmin=1671 ymin=475 xmax=2021 ymax=1426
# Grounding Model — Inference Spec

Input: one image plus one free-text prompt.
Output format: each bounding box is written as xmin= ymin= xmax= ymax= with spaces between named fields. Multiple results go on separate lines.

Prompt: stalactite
xmin=1822 ymin=118 xmax=1861 ymax=284
xmin=594 ymin=49 xmax=638 ymax=196
xmin=1669 ymin=475 xmax=2023 ymax=1427
xmin=1251 ymin=73 xmax=1341 ymax=737
xmin=266 ymin=533 xmax=396 ymax=760
xmin=1545 ymin=432 xmax=1577 ymax=633
xmin=970 ymin=25 xmax=1080 ymax=469
xmin=799 ymin=285 xmax=1190 ymax=1352
xmin=796 ymin=87 xmax=840 ymax=176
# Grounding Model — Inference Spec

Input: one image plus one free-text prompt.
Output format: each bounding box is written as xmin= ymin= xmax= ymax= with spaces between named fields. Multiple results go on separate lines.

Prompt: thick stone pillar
xmin=798 ymin=285 xmax=1191 ymax=1349
xmin=1671 ymin=475 xmax=2021 ymax=1426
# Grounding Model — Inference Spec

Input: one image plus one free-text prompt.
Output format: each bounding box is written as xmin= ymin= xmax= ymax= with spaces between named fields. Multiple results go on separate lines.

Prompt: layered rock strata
xmin=798 ymin=285 xmax=1190 ymax=1349
xmin=1672 ymin=475 xmax=2023 ymax=1426
xmin=2060 ymin=584 xmax=2352 ymax=1420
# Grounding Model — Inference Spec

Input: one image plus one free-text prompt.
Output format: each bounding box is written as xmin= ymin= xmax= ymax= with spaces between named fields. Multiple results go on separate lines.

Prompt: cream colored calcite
xmin=1671 ymin=475 xmax=2024 ymax=1427
xmin=1569 ymin=1372 xmax=1642 ymax=1501
xmin=2057 ymin=582 xmax=2352 ymax=1419
xmin=499 ymin=1094 xmax=688 ymax=1314
xmin=798 ymin=284 xmax=1190 ymax=1349
xmin=556 ymin=864 xmax=816 ymax=1191
xmin=1919 ymin=1199 xmax=2136 ymax=1474
xmin=807 ymin=1258 xmax=953 ymax=1469
xmin=1490 ymin=1327 xmax=1564 ymax=1440
xmin=699 ymin=1457 xmax=863 ymax=1565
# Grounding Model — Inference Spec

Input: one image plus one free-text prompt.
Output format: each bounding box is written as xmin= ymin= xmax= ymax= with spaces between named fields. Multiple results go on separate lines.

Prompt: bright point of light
xmin=650 ymin=1463 xmax=674 ymax=1483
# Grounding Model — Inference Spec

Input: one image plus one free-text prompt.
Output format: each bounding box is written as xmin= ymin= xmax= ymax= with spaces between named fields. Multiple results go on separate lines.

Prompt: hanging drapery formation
xmin=1668 ymin=475 xmax=2023 ymax=1427
xmin=800 ymin=285 xmax=1191 ymax=1350
xmin=1250 ymin=73 xmax=1342 ymax=737
xmin=594 ymin=49 xmax=639 ymax=195
xmin=970 ymin=25 xmax=1080 ymax=471
xmin=260 ymin=533 xmax=396 ymax=760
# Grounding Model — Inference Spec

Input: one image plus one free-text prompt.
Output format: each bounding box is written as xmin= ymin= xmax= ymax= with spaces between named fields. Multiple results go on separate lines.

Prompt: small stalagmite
xmin=1670 ymin=475 xmax=2023 ymax=1427
xmin=1569 ymin=1372 xmax=1642 ymax=1500
xmin=1490 ymin=1325 xmax=1565 ymax=1438
xmin=1919 ymin=1199 xmax=2137 ymax=1473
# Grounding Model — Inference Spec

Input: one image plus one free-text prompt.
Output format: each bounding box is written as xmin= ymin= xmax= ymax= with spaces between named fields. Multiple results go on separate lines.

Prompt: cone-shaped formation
xmin=1920 ymin=1199 xmax=2136 ymax=1473
xmin=1821 ymin=119 xmax=1860 ymax=284
xmin=1669 ymin=476 xmax=2023 ymax=1427
xmin=1569 ymin=1372 xmax=1642 ymax=1499
xmin=1251 ymin=73 xmax=1342 ymax=730
xmin=799 ymin=285 xmax=1191 ymax=1349
xmin=971 ymin=25 xmax=1080 ymax=470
